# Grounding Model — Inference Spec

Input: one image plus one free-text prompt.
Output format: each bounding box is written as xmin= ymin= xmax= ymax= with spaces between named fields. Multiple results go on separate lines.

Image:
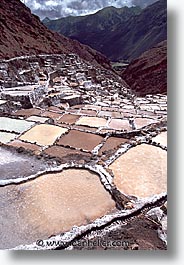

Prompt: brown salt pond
xmin=20 ymin=124 xmax=68 ymax=146
xmin=152 ymin=131 xmax=167 ymax=147
xmin=57 ymin=114 xmax=81 ymax=125
xmin=99 ymin=137 xmax=129 ymax=156
xmin=75 ymin=116 xmax=107 ymax=128
xmin=13 ymin=108 xmax=42 ymax=117
xmin=57 ymin=130 xmax=103 ymax=151
xmin=78 ymin=109 xmax=97 ymax=116
xmin=109 ymin=144 xmax=167 ymax=198
xmin=41 ymin=111 xmax=63 ymax=120
xmin=8 ymin=140 xmax=41 ymax=154
xmin=0 ymin=169 xmax=115 ymax=249
xmin=43 ymin=145 xmax=91 ymax=163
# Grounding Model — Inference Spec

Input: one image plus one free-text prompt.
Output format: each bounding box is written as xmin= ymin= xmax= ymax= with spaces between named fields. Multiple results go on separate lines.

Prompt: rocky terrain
xmin=43 ymin=0 xmax=167 ymax=61
xmin=122 ymin=41 xmax=167 ymax=96
xmin=0 ymin=0 xmax=110 ymax=70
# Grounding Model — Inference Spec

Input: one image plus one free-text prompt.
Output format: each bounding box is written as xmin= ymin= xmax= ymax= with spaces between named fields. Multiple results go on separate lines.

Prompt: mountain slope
xmin=122 ymin=40 xmax=167 ymax=96
xmin=0 ymin=0 xmax=111 ymax=70
xmin=106 ymin=0 xmax=167 ymax=61
xmin=43 ymin=6 xmax=141 ymax=38
xmin=43 ymin=6 xmax=142 ymax=61
xmin=43 ymin=0 xmax=167 ymax=61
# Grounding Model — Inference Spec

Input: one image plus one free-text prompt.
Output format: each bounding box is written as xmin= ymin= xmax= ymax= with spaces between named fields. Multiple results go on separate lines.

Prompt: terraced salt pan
xmin=13 ymin=108 xmax=42 ymax=117
xmin=147 ymin=104 xmax=161 ymax=111
xmin=41 ymin=111 xmax=63 ymax=120
xmin=57 ymin=130 xmax=103 ymax=151
xmin=98 ymin=111 xmax=122 ymax=119
xmin=78 ymin=109 xmax=97 ymax=116
xmin=109 ymin=144 xmax=167 ymax=198
xmin=2 ymin=90 xmax=31 ymax=96
xmin=43 ymin=145 xmax=91 ymax=163
xmin=83 ymin=105 xmax=101 ymax=111
xmin=57 ymin=114 xmax=80 ymax=125
xmin=99 ymin=137 xmax=129 ymax=155
xmin=73 ymin=125 xmax=97 ymax=133
xmin=0 ymin=147 xmax=50 ymax=180
xmin=76 ymin=116 xmax=107 ymax=128
xmin=8 ymin=140 xmax=41 ymax=153
xmin=134 ymin=118 xmax=156 ymax=130
xmin=0 ymin=131 xmax=17 ymax=144
xmin=0 ymin=169 xmax=115 ymax=249
xmin=20 ymin=124 xmax=68 ymax=146
xmin=108 ymin=119 xmax=131 ymax=131
xmin=0 ymin=117 xmax=35 ymax=134
xmin=152 ymin=132 xmax=167 ymax=147
xmin=26 ymin=116 xmax=49 ymax=123
xmin=0 ymin=100 xmax=7 ymax=105
xmin=2 ymin=85 xmax=35 ymax=91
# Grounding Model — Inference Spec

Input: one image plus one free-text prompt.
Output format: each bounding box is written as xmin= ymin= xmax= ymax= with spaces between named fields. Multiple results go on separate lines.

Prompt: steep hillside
xmin=43 ymin=0 xmax=166 ymax=61
xmin=0 ymin=0 xmax=111 ymax=70
xmin=106 ymin=0 xmax=167 ymax=61
xmin=122 ymin=41 xmax=167 ymax=96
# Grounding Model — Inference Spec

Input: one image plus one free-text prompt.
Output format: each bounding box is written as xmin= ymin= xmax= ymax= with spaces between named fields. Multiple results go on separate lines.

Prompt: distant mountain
xmin=0 ymin=0 xmax=111 ymax=70
xmin=43 ymin=0 xmax=167 ymax=61
xmin=122 ymin=40 xmax=167 ymax=96
xmin=42 ymin=6 xmax=142 ymax=36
